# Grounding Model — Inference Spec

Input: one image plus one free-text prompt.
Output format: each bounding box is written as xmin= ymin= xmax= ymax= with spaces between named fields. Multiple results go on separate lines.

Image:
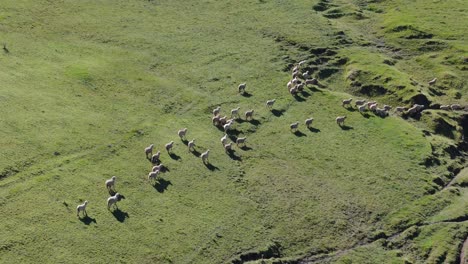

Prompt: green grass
xmin=0 ymin=0 xmax=467 ymax=263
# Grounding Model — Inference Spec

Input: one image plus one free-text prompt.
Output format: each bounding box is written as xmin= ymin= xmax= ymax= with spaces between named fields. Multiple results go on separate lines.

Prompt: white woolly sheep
xmin=236 ymin=137 xmax=246 ymax=147
xmin=302 ymin=71 xmax=310 ymax=80
xmin=406 ymin=105 xmax=419 ymax=115
xmin=218 ymin=115 xmax=228 ymax=126
xmin=213 ymin=106 xmax=221 ymax=116
xmin=148 ymin=170 xmax=160 ymax=182
xmin=290 ymin=122 xmax=299 ymax=132
xmin=289 ymin=86 xmax=298 ymax=95
xmin=292 ymin=65 xmax=299 ymax=72
xmin=165 ymin=141 xmax=174 ymax=153
xmin=336 ymin=116 xmax=347 ymax=126
xmin=151 ymin=151 xmax=161 ymax=163
xmin=178 ymin=128 xmax=187 ymax=140
xmin=221 ymin=134 xmax=229 ymax=145
xmin=369 ymin=103 xmax=378 ymax=111
xmin=238 ymin=83 xmax=246 ymax=94
xmin=428 ymin=78 xmax=437 ymax=85
xmin=224 ymin=142 xmax=233 ymax=153
xmin=287 ymin=81 xmax=293 ymax=90
xmin=358 ymin=104 xmax=367 ymax=113
xmin=296 ymin=83 xmax=305 ymax=92
xmin=395 ymin=106 xmax=406 ymax=113
xmin=305 ymin=78 xmax=317 ymax=85
xmin=451 ymin=104 xmax=462 ymax=110
xmin=367 ymin=101 xmax=377 ymax=109
xmin=305 ymin=118 xmax=314 ymax=128
xmin=231 ymin=107 xmax=240 ymax=118
xmin=266 ymin=99 xmax=276 ymax=108
xmin=298 ymin=60 xmax=307 ymax=67
xmin=107 ymin=193 xmax=120 ymax=210
xmin=292 ymin=70 xmax=302 ymax=79
xmin=342 ymin=98 xmax=353 ymax=107
xmin=440 ymin=105 xmax=450 ymax=111
xmin=201 ymin=149 xmax=210 ymax=164
xmin=76 ymin=200 xmax=88 ymax=217
xmin=212 ymin=115 xmax=220 ymax=126
xmin=245 ymin=110 xmax=254 ymax=120
xmin=375 ymin=108 xmax=388 ymax=117
xmin=292 ymin=77 xmax=300 ymax=85
xmin=355 ymin=99 xmax=366 ymax=106
xmin=188 ymin=139 xmax=195 ymax=152
xmin=145 ymin=144 xmax=154 ymax=159
xmin=223 ymin=122 xmax=232 ymax=132
xmin=105 ymin=176 xmax=116 ymax=191
xmin=152 ymin=164 xmax=164 ymax=172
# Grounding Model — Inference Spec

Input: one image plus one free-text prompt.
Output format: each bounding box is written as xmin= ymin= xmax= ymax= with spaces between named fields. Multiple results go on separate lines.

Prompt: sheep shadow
xmin=293 ymin=95 xmax=306 ymax=102
xmin=248 ymin=119 xmax=261 ymax=126
xmin=227 ymin=150 xmax=242 ymax=161
xmin=169 ymin=153 xmax=181 ymax=161
xmin=308 ymin=86 xmax=323 ymax=93
xmin=239 ymin=145 xmax=253 ymax=151
xmin=271 ymin=109 xmax=285 ymax=117
xmin=345 ymin=107 xmax=356 ymax=112
xmin=227 ymin=128 xmax=243 ymax=136
xmin=108 ymin=189 xmax=118 ymax=196
xmin=301 ymin=91 xmax=311 ymax=98
xmin=360 ymin=113 xmax=371 ymax=118
xmin=204 ymin=162 xmax=219 ymax=171
xmin=190 ymin=149 xmax=201 ymax=157
xmin=294 ymin=130 xmax=307 ymax=137
xmin=153 ymin=178 xmax=172 ymax=193
xmin=79 ymin=215 xmax=97 ymax=225
xmin=181 ymin=139 xmax=188 ymax=145
xmin=151 ymin=157 xmax=161 ymax=165
xmin=241 ymin=92 xmax=252 ymax=97
xmin=340 ymin=125 xmax=354 ymax=130
xmin=307 ymin=127 xmax=321 ymax=133
xmin=111 ymin=208 xmax=129 ymax=223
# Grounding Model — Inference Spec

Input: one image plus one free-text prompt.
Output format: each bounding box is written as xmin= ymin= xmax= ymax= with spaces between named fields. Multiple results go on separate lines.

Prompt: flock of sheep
xmin=76 ymin=60 xmax=466 ymax=219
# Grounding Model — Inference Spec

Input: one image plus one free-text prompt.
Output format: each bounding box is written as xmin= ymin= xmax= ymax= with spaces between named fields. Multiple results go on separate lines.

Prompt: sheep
xmin=76 ymin=200 xmax=88 ymax=217
xmin=223 ymin=122 xmax=232 ymax=132
xmin=440 ymin=105 xmax=450 ymax=111
xmin=151 ymin=151 xmax=161 ymax=163
xmin=355 ymin=99 xmax=366 ymax=106
xmin=148 ymin=170 xmax=160 ymax=182
xmin=358 ymin=104 xmax=367 ymax=113
xmin=107 ymin=193 xmax=121 ymax=210
xmin=178 ymin=128 xmax=187 ymax=140
xmin=305 ymin=118 xmax=314 ymax=128
xmin=292 ymin=65 xmax=299 ymax=72
xmin=336 ymin=116 xmax=346 ymax=126
xmin=428 ymin=78 xmax=437 ymax=85
xmin=218 ymin=115 xmax=228 ymax=126
xmin=292 ymin=77 xmax=300 ymax=85
xmin=414 ymin=104 xmax=425 ymax=111
xmin=165 ymin=141 xmax=174 ymax=153
xmin=266 ymin=99 xmax=276 ymax=108
xmin=152 ymin=164 xmax=164 ymax=172
xmin=395 ymin=106 xmax=406 ymax=113
xmin=369 ymin=103 xmax=378 ymax=112
xmin=367 ymin=101 xmax=376 ymax=109
xmin=406 ymin=105 xmax=419 ymax=115
xmin=201 ymin=149 xmax=210 ymax=164
xmin=302 ymin=71 xmax=310 ymax=80
xmin=287 ymin=81 xmax=294 ymax=90
xmin=213 ymin=106 xmax=221 ymax=116
xmin=144 ymin=144 xmax=154 ymax=159
xmin=292 ymin=70 xmax=302 ymax=79
xmin=231 ymin=107 xmax=240 ymax=118
xmin=224 ymin=142 xmax=233 ymax=153
xmin=375 ymin=108 xmax=388 ymax=117
xmin=383 ymin=105 xmax=392 ymax=111
xmin=238 ymin=83 xmax=246 ymax=94
xmin=221 ymin=134 xmax=229 ymax=145
xmin=188 ymin=139 xmax=195 ymax=152
xmin=236 ymin=137 xmax=246 ymax=147
xmin=296 ymin=83 xmax=305 ymax=92
xmin=451 ymin=104 xmax=462 ymax=110
xmin=342 ymin=98 xmax=353 ymax=107
xmin=245 ymin=110 xmax=254 ymax=120
xmin=289 ymin=86 xmax=298 ymax=95
xmin=305 ymin=78 xmax=318 ymax=85
xmin=298 ymin=60 xmax=307 ymax=68
xmin=290 ymin=122 xmax=299 ymax=132
xmin=105 ymin=176 xmax=116 ymax=191
xmin=212 ymin=115 xmax=220 ymax=126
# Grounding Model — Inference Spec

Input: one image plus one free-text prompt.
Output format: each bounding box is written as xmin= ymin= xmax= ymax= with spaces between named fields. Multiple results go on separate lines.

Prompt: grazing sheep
xmin=406 ymin=105 xmax=419 ymax=115
xmin=292 ymin=70 xmax=302 ymax=79
xmin=367 ymin=101 xmax=377 ymax=109
xmin=292 ymin=77 xmax=300 ymax=85
xmin=236 ymin=137 xmax=246 ymax=147
xmin=287 ymin=80 xmax=294 ymax=90
xmin=201 ymin=149 xmax=210 ymax=164
xmin=440 ymin=105 xmax=450 ymax=111
xmin=305 ymin=78 xmax=318 ymax=85
xmin=224 ymin=142 xmax=233 ymax=153
xmin=212 ymin=115 xmax=220 ymax=126
xmin=358 ymin=104 xmax=367 ymax=113
xmin=414 ymin=104 xmax=425 ymax=111
xmin=178 ymin=128 xmax=187 ymax=140
xmin=383 ymin=105 xmax=392 ymax=111
xmin=298 ymin=60 xmax=307 ymax=67
xmin=305 ymin=118 xmax=314 ymax=128
xmin=289 ymin=86 xmax=298 ymax=95
xmin=296 ymin=83 xmax=305 ymax=92
xmin=152 ymin=164 xmax=164 ymax=172
xmin=188 ymin=139 xmax=195 ymax=152
xmin=395 ymin=106 xmax=406 ymax=112
xmin=165 ymin=141 xmax=174 ymax=153
xmin=336 ymin=116 xmax=347 ymax=126
xmin=375 ymin=108 xmax=388 ymax=117
xmin=369 ymin=103 xmax=378 ymax=112
xmin=231 ymin=107 xmax=240 ymax=118
xmin=302 ymin=71 xmax=310 ymax=80
xmin=266 ymin=99 xmax=276 ymax=108
xmin=105 ymin=176 xmax=116 ymax=191
xmin=223 ymin=122 xmax=232 ymax=132
xmin=292 ymin=65 xmax=299 ymax=72
xmin=245 ymin=110 xmax=254 ymax=120
xmin=342 ymin=98 xmax=353 ymax=107
xmin=148 ymin=170 xmax=160 ymax=182
xmin=290 ymin=122 xmax=299 ymax=132
xmin=428 ymin=78 xmax=437 ymax=85
xmin=218 ymin=116 xmax=228 ymax=126
xmin=213 ymin=106 xmax=221 ymax=116
xmin=221 ymin=134 xmax=229 ymax=145
xmin=451 ymin=104 xmax=463 ymax=110
xmin=76 ymin=200 xmax=88 ymax=217
xmin=107 ymin=193 xmax=121 ymax=210
xmin=151 ymin=151 xmax=161 ymax=163
xmin=355 ymin=99 xmax=366 ymax=106
xmin=238 ymin=83 xmax=246 ymax=94
xmin=144 ymin=144 xmax=154 ymax=159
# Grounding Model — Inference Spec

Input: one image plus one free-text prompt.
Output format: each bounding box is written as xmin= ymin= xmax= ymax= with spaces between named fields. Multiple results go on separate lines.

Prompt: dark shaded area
xmin=340 ymin=125 xmax=353 ymax=130
xmin=240 ymin=145 xmax=253 ymax=151
xmin=434 ymin=117 xmax=456 ymax=139
xmin=409 ymin=93 xmax=431 ymax=107
xmin=248 ymin=119 xmax=261 ymax=126
xmin=190 ymin=149 xmax=201 ymax=157
xmin=227 ymin=128 xmax=243 ymax=136
xmin=361 ymin=112 xmax=371 ymax=118
xmin=345 ymin=106 xmax=356 ymax=112
xmin=241 ymin=92 xmax=252 ymax=97
xmin=293 ymin=130 xmax=307 ymax=137
xmin=108 ymin=189 xmax=117 ymax=196
xmin=308 ymin=86 xmax=323 ymax=93
xmin=231 ymin=242 xmax=281 ymax=264
xmin=293 ymin=95 xmax=306 ymax=102
xmin=301 ymin=90 xmax=311 ymax=98
xmin=117 ymin=194 xmax=126 ymax=201
xmin=359 ymin=85 xmax=387 ymax=96
xmin=150 ymin=156 xmax=161 ymax=165
xmin=111 ymin=208 xmax=129 ymax=223
xmin=317 ymin=68 xmax=339 ymax=79
xmin=271 ymin=109 xmax=285 ymax=117
xmin=204 ymin=163 xmax=219 ymax=171
xmin=153 ymin=178 xmax=172 ymax=193
xmin=307 ymin=127 xmax=321 ymax=133
xmin=227 ymin=150 xmax=242 ymax=161
xmin=169 ymin=152 xmax=181 ymax=160
xmin=181 ymin=139 xmax=188 ymax=145
xmin=79 ymin=215 xmax=97 ymax=225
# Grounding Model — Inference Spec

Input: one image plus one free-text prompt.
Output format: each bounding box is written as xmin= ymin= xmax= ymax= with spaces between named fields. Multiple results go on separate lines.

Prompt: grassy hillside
xmin=0 ymin=0 xmax=466 ymax=263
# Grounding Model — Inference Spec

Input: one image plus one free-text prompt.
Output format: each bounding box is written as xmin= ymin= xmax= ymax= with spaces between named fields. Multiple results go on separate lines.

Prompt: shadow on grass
xmin=361 ymin=113 xmax=371 ymax=118
xmin=227 ymin=128 xmax=243 ymax=136
xmin=307 ymin=127 xmax=321 ymax=133
xmin=190 ymin=149 xmax=201 ymax=157
xmin=181 ymin=139 xmax=188 ymax=145
xmin=111 ymin=208 xmax=129 ymax=222
xmin=293 ymin=95 xmax=306 ymax=102
xmin=241 ymin=92 xmax=253 ymax=97
xmin=308 ymin=86 xmax=323 ymax=93
xmin=79 ymin=215 xmax=97 ymax=225
xmin=204 ymin=162 xmax=219 ymax=171
xmin=248 ymin=119 xmax=261 ymax=126
xmin=271 ymin=109 xmax=285 ymax=117
xmin=169 ymin=152 xmax=181 ymax=161
xmin=294 ymin=130 xmax=307 ymax=137
xmin=227 ymin=150 xmax=242 ymax=161
xmin=340 ymin=125 xmax=354 ymax=130
xmin=240 ymin=145 xmax=253 ymax=151
xmin=301 ymin=91 xmax=311 ymax=98
xmin=153 ymin=178 xmax=172 ymax=193
xmin=108 ymin=189 xmax=118 ymax=196
xmin=345 ymin=107 xmax=356 ymax=112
